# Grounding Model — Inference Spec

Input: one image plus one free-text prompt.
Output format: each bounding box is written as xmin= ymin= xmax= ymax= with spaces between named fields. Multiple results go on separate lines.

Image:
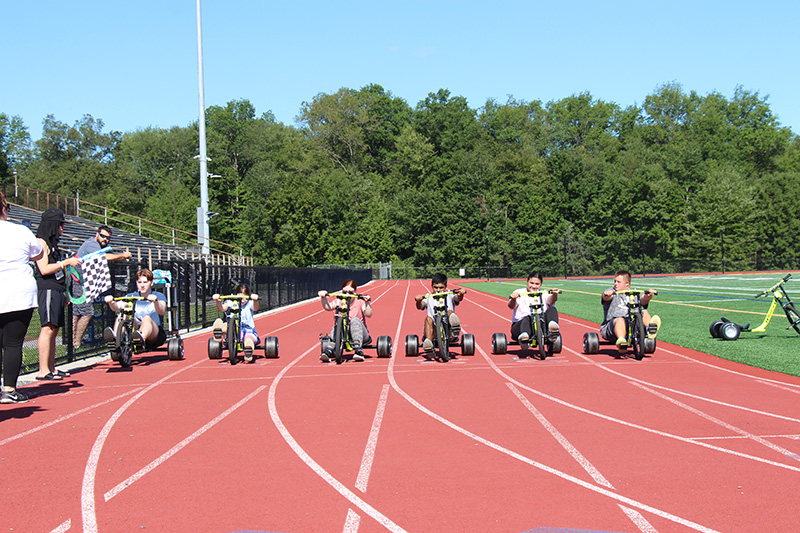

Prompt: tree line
xmin=2 ymin=81 xmax=799 ymax=276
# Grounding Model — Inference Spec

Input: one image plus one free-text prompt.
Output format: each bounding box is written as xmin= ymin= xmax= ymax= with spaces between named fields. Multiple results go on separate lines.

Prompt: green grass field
xmin=463 ymin=272 xmax=800 ymax=377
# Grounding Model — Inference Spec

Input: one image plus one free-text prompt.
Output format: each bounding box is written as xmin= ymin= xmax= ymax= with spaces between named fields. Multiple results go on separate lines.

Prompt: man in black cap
xmin=33 ymin=208 xmax=82 ymax=380
xmin=71 ymin=225 xmax=132 ymax=348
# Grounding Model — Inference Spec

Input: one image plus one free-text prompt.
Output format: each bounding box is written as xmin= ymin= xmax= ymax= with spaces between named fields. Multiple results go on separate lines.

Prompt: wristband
xmin=59 ymin=261 xmax=65 ymax=270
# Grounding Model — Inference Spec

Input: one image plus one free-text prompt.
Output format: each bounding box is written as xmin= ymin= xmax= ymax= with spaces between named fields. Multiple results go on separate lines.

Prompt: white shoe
xmin=449 ymin=314 xmax=461 ymax=338
xmin=647 ymin=315 xmax=661 ymax=339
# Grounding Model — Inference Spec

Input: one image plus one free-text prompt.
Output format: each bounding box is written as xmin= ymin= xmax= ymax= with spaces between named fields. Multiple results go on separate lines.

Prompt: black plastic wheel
xmin=264 ymin=336 xmax=279 ymax=358
xmin=709 ymin=320 xmax=724 ymax=338
xmin=534 ymin=317 xmax=546 ymax=360
xmin=549 ymin=334 xmax=563 ymax=356
xmin=434 ymin=314 xmax=449 ymax=362
xmin=720 ymin=321 xmax=741 ymax=341
xmin=461 ymin=333 xmax=475 ymax=356
xmin=117 ymin=321 xmax=132 ymax=368
xmin=583 ymin=332 xmax=599 ymax=354
xmin=227 ymin=315 xmax=238 ymax=365
xmin=333 ymin=317 xmax=345 ymax=364
xmin=168 ymin=338 xmax=183 ymax=360
xmin=376 ymin=335 xmax=392 ymax=358
xmin=405 ymin=334 xmax=418 ymax=357
xmin=492 ymin=332 xmax=507 ymax=354
xmin=208 ymin=338 xmax=223 ymax=359
xmin=631 ymin=314 xmax=646 ymax=360
xmin=644 ymin=337 xmax=657 ymax=354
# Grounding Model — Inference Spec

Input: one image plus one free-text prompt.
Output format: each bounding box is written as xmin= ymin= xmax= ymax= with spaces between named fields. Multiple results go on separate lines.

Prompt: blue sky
xmin=3 ymin=1 xmax=797 ymax=141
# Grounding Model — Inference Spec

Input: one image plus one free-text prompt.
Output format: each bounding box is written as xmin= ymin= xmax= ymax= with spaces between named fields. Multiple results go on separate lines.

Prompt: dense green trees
xmin=2 ymin=82 xmax=798 ymax=275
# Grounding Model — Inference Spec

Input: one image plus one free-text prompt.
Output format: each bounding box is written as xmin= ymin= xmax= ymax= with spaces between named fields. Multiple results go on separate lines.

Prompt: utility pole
xmin=196 ymin=0 xmax=210 ymax=255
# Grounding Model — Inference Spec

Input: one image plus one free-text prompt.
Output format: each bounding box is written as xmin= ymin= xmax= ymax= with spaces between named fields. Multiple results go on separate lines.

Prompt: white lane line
xmin=268 ymin=283 xmax=409 ymax=533
xmin=0 ymin=389 xmax=142 ymax=446
xmin=619 ymin=505 xmax=659 ymax=533
xmin=269 ymin=349 xmax=406 ymax=533
xmin=343 ymin=509 xmax=361 ymax=533
xmin=691 ymin=434 xmax=800 ymax=441
xmin=506 ymin=382 xmax=614 ymax=488
xmin=387 ymin=296 xmax=718 ymax=533
xmin=467 ymin=298 xmax=800 ymax=471
xmin=104 ymin=385 xmax=267 ymax=501
xmin=81 ymin=361 xmax=202 ymax=533
xmin=356 ymin=384 xmax=391 ymax=492
xmin=50 ymin=519 xmax=71 ymax=532
xmin=630 ymin=381 xmax=800 ymax=462
xmin=574 ymin=350 xmax=800 ymax=424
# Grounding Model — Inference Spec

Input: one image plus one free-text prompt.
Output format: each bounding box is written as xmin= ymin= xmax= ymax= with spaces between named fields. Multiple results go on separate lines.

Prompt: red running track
xmin=3 ymin=279 xmax=800 ymax=533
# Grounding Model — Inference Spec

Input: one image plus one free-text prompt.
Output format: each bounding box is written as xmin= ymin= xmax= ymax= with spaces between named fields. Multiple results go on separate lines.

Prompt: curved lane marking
xmin=81 ymin=361 xmax=202 ymax=533
xmin=387 ymin=290 xmax=719 ymax=533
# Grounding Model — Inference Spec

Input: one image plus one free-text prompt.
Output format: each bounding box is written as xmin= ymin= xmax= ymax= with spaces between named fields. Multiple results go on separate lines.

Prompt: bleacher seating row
xmin=8 ymin=203 xmax=198 ymax=262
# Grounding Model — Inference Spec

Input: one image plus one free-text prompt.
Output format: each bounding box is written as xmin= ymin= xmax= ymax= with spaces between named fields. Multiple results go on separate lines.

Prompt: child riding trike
xmin=319 ymin=291 xmax=392 ymax=364
xmin=584 ymin=288 xmax=657 ymax=360
xmin=492 ymin=289 xmax=562 ymax=360
xmin=207 ymin=292 xmax=279 ymax=364
xmin=104 ymin=295 xmax=183 ymax=367
xmin=405 ymin=290 xmax=476 ymax=361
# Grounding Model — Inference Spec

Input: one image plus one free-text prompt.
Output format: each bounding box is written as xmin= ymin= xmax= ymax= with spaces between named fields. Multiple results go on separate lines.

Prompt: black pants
xmin=511 ymin=306 xmax=559 ymax=341
xmin=1 ymin=308 xmax=34 ymax=388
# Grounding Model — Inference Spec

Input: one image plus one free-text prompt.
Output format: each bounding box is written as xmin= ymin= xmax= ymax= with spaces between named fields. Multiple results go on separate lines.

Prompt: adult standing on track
xmin=71 ymin=225 xmax=132 ymax=348
xmin=33 ymin=208 xmax=82 ymax=381
xmin=0 ymin=191 xmax=44 ymax=403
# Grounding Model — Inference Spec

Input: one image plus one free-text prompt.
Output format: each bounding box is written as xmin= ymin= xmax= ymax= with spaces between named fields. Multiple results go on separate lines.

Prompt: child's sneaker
xmin=320 ymin=348 xmax=332 ymax=363
xmin=517 ymin=332 xmax=530 ymax=348
xmin=548 ymin=321 xmax=560 ymax=340
xmin=647 ymin=315 xmax=661 ymax=339
xmin=422 ymin=338 xmax=434 ymax=361
xmin=616 ymin=337 xmax=628 ymax=353
xmin=352 ymin=349 xmax=365 ymax=362
xmin=244 ymin=346 xmax=254 ymax=363
xmin=213 ymin=328 xmax=223 ymax=340
xmin=449 ymin=313 xmax=461 ymax=339
xmin=103 ymin=327 xmax=116 ymax=346
xmin=1 ymin=389 xmax=29 ymax=404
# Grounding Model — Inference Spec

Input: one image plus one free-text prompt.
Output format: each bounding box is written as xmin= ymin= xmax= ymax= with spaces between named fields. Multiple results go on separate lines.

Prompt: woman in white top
xmin=0 ymin=192 xmax=44 ymax=403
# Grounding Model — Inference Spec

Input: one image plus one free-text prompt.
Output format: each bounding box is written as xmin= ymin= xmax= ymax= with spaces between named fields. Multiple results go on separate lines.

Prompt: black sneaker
xmin=353 ymin=349 xmax=365 ymax=362
xmin=1 ymin=389 xmax=29 ymax=404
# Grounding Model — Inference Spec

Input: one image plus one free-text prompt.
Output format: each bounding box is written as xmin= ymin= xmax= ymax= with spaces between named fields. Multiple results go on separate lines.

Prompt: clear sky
xmin=3 ymin=0 xmax=797 ymax=140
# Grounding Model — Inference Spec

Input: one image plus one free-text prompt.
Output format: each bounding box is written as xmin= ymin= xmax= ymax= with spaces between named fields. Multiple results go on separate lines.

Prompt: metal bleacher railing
xmin=3 ymin=184 xmax=253 ymax=266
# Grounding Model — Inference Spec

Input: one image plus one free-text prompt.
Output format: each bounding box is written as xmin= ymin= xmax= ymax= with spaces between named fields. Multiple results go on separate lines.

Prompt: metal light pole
xmin=196 ymin=0 xmax=210 ymax=255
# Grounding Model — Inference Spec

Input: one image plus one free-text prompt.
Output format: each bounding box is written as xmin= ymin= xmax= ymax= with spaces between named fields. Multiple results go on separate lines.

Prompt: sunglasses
xmin=99 ymin=234 xmax=111 ymax=241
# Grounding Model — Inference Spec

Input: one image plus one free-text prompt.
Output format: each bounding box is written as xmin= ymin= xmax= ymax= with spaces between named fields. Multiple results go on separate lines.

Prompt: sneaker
xmin=647 ymin=315 xmax=661 ymax=339
xmin=1 ymin=389 xmax=29 ymax=404
xmin=320 ymin=348 xmax=332 ymax=363
xmin=422 ymin=338 xmax=434 ymax=360
xmin=616 ymin=337 xmax=628 ymax=353
xmin=517 ymin=332 xmax=530 ymax=347
xmin=353 ymin=349 xmax=365 ymax=362
xmin=449 ymin=314 xmax=461 ymax=338
xmin=244 ymin=346 xmax=254 ymax=363
xmin=133 ymin=331 xmax=145 ymax=346
xmin=548 ymin=321 xmax=560 ymax=341
xmin=213 ymin=328 xmax=223 ymax=340
xmin=103 ymin=327 xmax=116 ymax=344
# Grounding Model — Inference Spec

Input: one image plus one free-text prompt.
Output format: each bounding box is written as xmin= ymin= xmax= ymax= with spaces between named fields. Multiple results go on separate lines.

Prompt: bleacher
xmin=8 ymin=203 xmax=198 ymax=263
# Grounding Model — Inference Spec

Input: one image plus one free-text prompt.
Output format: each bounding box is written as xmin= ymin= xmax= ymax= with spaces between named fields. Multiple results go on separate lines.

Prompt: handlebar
xmin=422 ymin=290 xmax=454 ymax=299
xmin=330 ymin=292 xmax=366 ymax=300
xmin=110 ymin=296 xmax=145 ymax=302
xmin=516 ymin=289 xmax=559 ymax=297
xmin=614 ymin=289 xmax=656 ymax=296
xmin=755 ymin=273 xmax=792 ymax=298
